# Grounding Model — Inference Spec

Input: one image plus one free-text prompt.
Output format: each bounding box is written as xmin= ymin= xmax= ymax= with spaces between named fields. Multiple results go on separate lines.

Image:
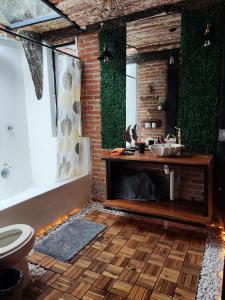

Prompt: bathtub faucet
xmin=0 ymin=164 xmax=11 ymax=179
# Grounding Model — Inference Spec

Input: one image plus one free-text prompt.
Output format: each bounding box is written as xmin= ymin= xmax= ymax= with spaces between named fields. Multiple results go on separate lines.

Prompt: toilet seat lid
xmin=0 ymin=224 xmax=34 ymax=257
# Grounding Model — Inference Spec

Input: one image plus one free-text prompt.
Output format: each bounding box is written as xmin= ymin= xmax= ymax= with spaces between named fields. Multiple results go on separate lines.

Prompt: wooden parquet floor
xmin=24 ymin=211 xmax=207 ymax=300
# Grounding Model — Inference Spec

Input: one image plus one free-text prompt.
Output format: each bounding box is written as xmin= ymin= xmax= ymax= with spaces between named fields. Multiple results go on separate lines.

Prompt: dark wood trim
xmin=103 ymin=199 xmax=211 ymax=225
xmin=102 ymin=153 xmax=214 ymax=225
xmin=41 ymin=26 xmax=84 ymax=44
xmin=127 ymin=48 xmax=180 ymax=64
xmin=102 ymin=152 xmax=213 ymax=167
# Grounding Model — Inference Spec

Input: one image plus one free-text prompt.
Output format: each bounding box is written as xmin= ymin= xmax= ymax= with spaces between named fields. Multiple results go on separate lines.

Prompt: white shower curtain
xmin=55 ymin=53 xmax=81 ymax=180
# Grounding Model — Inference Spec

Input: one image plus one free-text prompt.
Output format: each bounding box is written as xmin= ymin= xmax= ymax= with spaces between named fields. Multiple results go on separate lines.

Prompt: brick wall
xmin=136 ymin=58 xmax=204 ymax=202
xmin=78 ymin=33 xmax=107 ymax=202
xmin=78 ymin=32 xmax=204 ymax=204
xmin=123 ymin=162 xmax=204 ymax=202
xmin=137 ymin=59 xmax=167 ymax=141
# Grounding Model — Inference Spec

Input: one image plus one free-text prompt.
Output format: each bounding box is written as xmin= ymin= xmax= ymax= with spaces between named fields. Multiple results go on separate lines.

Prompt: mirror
xmin=126 ymin=12 xmax=181 ymax=146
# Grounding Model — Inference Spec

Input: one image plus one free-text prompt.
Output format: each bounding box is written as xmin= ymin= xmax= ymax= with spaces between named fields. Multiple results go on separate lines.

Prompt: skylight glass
xmin=0 ymin=0 xmax=60 ymax=29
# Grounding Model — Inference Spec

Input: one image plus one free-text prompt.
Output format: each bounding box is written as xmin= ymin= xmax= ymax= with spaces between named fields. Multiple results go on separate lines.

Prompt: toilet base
xmin=15 ymin=257 xmax=30 ymax=288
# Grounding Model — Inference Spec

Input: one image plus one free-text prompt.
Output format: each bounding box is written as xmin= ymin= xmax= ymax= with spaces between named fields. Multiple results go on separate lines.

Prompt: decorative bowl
xmin=149 ymin=144 xmax=184 ymax=157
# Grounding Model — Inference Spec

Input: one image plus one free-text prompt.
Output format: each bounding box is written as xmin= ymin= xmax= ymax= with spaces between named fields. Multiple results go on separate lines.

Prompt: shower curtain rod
xmin=0 ymin=27 xmax=80 ymax=60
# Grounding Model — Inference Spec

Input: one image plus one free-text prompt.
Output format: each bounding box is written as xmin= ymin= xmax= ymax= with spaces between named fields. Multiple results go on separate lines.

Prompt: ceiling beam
xmin=86 ymin=2 xmax=183 ymax=31
xmin=41 ymin=1 xmax=183 ymax=44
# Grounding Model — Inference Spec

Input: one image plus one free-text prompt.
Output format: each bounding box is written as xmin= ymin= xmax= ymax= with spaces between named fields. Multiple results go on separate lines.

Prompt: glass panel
xmin=0 ymin=0 xmax=60 ymax=28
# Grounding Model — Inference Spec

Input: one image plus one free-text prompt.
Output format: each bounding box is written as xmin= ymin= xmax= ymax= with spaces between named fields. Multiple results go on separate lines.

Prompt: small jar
xmin=144 ymin=122 xmax=151 ymax=128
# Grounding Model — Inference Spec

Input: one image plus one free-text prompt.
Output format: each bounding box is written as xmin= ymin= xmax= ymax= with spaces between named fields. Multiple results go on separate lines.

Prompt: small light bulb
xmin=169 ymin=55 xmax=175 ymax=65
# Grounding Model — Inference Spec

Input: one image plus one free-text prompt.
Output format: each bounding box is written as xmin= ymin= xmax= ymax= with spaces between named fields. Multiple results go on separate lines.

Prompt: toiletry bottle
xmin=177 ymin=129 xmax=182 ymax=144
xmin=175 ymin=127 xmax=182 ymax=144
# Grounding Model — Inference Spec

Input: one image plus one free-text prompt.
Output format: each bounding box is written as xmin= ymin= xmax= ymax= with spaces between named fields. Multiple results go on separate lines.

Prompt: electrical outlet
xmin=218 ymin=129 xmax=225 ymax=142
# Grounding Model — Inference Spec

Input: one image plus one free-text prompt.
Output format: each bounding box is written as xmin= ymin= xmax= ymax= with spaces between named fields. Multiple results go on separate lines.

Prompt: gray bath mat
xmin=35 ymin=219 xmax=105 ymax=261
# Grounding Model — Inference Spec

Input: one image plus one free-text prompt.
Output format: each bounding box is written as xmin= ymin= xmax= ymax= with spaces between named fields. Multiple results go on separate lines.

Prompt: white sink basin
xmin=149 ymin=144 xmax=184 ymax=157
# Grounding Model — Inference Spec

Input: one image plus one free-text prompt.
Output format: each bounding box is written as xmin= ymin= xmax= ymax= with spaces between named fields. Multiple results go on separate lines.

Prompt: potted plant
xmin=157 ymin=98 xmax=166 ymax=111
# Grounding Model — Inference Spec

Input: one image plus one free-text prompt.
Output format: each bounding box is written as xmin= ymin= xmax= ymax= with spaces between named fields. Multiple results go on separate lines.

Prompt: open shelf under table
xmin=103 ymin=198 xmax=211 ymax=225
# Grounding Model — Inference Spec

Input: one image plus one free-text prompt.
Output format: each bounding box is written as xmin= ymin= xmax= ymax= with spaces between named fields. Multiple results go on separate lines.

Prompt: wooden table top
xmin=102 ymin=151 xmax=213 ymax=166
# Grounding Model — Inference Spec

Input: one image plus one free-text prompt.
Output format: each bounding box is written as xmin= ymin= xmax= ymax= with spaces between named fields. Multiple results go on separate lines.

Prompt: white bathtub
xmin=0 ymin=38 xmax=92 ymax=231
xmin=0 ymin=174 xmax=91 ymax=231
xmin=0 ymin=137 xmax=92 ymax=231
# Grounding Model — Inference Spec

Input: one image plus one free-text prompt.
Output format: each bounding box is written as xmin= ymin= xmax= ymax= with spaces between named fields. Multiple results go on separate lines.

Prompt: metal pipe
xmin=170 ymin=170 xmax=175 ymax=201
xmin=164 ymin=165 xmax=175 ymax=201
xmin=0 ymin=27 xmax=80 ymax=60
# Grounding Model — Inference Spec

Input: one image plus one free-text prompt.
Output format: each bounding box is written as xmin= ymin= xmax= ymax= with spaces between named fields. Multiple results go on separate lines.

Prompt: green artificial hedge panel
xmin=99 ymin=27 xmax=126 ymax=149
xmin=178 ymin=7 xmax=223 ymax=153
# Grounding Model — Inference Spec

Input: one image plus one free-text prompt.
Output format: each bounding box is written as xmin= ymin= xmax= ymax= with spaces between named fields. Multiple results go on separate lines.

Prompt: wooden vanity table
xmin=102 ymin=152 xmax=213 ymax=225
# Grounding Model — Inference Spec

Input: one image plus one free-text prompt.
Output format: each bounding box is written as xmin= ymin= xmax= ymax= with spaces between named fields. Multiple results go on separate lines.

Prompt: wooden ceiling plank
xmin=41 ymin=1 xmax=183 ymax=44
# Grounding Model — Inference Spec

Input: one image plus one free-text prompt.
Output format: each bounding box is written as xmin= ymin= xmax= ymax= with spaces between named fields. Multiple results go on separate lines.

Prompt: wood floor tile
xmin=97 ymin=251 xmax=115 ymax=263
xmin=111 ymin=237 xmax=127 ymax=247
xmin=173 ymin=287 xmax=196 ymax=300
xmin=46 ymin=273 xmax=61 ymax=286
xmin=38 ymin=287 xmax=63 ymax=300
xmin=159 ymin=268 xmax=180 ymax=283
xmin=93 ymin=275 xmax=115 ymax=291
xmin=150 ymin=291 xmax=172 ymax=299
xmin=171 ymin=241 xmax=188 ymax=257
xmin=151 ymin=244 xmax=171 ymax=261
xmin=83 ymin=247 xmax=102 ymax=259
xmin=132 ymin=250 xmax=151 ymax=262
xmin=183 ymin=250 xmax=203 ymax=269
xmin=110 ymin=280 xmax=133 ymax=297
xmin=129 ymin=234 xmax=146 ymax=242
xmin=137 ymin=242 xmax=154 ymax=254
xmin=24 ymin=281 xmax=49 ymax=299
xmin=136 ymin=273 xmax=157 ymax=289
xmin=102 ymin=264 xmax=124 ymax=279
xmin=125 ymin=259 xmax=145 ymax=273
xmin=142 ymin=261 xmax=163 ymax=278
xmin=120 ymin=246 xmax=136 ymax=258
xmin=177 ymin=266 xmax=200 ymax=293
xmin=128 ymin=285 xmax=152 ymax=300
xmin=104 ymin=242 xmax=123 ymax=255
xmin=63 ymin=265 xmax=85 ymax=280
xmin=50 ymin=276 xmax=73 ymax=292
xmin=74 ymin=257 xmax=93 ymax=269
xmin=155 ymin=278 xmax=177 ymax=296
xmin=118 ymin=269 xmax=139 ymax=284
xmin=164 ymin=255 xmax=184 ymax=272
xmin=38 ymin=270 xmax=57 ymax=284
xmin=82 ymin=287 xmax=107 ymax=299
xmin=88 ymin=260 xmax=108 ymax=274
xmin=26 ymin=211 xmax=206 ymax=300
xmin=79 ymin=270 xmax=100 ymax=284
xmin=59 ymin=293 xmax=79 ymax=300
xmin=106 ymin=226 xmax=122 ymax=235
xmin=70 ymin=280 xmax=92 ymax=298
xmin=105 ymin=292 xmax=126 ymax=300
xmin=110 ymin=255 xmax=130 ymax=268
xmin=50 ymin=262 xmax=72 ymax=274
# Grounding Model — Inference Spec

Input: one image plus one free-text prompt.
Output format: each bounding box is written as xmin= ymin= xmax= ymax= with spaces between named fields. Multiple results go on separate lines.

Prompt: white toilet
xmin=0 ymin=224 xmax=35 ymax=287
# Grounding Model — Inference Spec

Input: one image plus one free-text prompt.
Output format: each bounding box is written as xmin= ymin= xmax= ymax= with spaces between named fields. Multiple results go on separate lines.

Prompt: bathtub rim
xmin=0 ymin=172 xmax=91 ymax=212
